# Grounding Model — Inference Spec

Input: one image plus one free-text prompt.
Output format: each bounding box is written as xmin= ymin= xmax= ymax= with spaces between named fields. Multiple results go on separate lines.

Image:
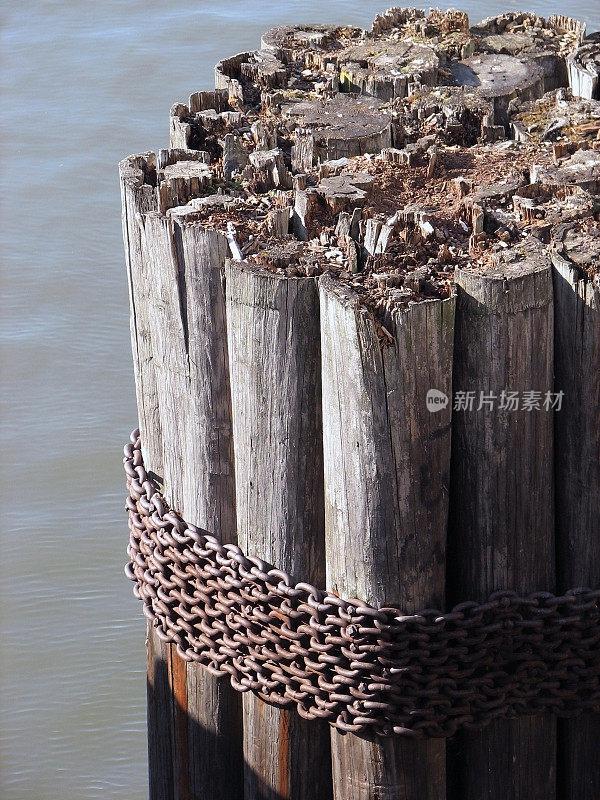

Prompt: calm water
xmin=1 ymin=1 xmax=598 ymax=797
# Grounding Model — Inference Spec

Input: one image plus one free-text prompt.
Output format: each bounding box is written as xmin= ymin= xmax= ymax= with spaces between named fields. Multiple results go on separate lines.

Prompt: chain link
xmin=124 ymin=430 xmax=600 ymax=738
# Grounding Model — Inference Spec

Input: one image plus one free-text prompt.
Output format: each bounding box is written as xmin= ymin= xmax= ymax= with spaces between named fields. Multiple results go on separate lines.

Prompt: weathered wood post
xmin=121 ymin=10 xmax=600 ymax=800
xmin=448 ymin=242 xmax=556 ymax=800
xmin=120 ymin=153 xmax=174 ymax=798
xmin=225 ymin=262 xmax=333 ymax=800
xmin=320 ymin=275 xmax=455 ymax=800
xmin=552 ymin=231 xmax=600 ymax=800
xmin=121 ymin=152 xmax=243 ymax=800
xmin=120 ymin=153 xmax=161 ymax=471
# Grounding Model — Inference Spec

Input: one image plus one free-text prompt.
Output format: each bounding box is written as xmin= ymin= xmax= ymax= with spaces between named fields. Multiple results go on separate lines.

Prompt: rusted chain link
xmin=124 ymin=430 xmax=600 ymax=738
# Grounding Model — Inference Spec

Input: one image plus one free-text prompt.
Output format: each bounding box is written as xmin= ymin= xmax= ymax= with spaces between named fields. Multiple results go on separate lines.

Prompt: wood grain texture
xmin=225 ymin=261 xmax=332 ymax=800
xmin=551 ymin=249 xmax=600 ymax=800
xmin=143 ymin=212 xmax=237 ymax=538
xmin=320 ymin=274 xmax=454 ymax=800
xmin=120 ymin=152 xmax=176 ymax=800
xmin=449 ymin=243 xmax=556 ymax=800
xmin=119 ymin=153 xmax=162 ymax=475
xmin=135 ymin=207 xmax=242 ymax=800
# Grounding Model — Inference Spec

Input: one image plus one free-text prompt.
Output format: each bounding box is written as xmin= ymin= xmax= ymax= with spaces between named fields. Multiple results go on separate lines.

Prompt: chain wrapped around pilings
xmin=124 ymin=430 xmax=600 ymax=738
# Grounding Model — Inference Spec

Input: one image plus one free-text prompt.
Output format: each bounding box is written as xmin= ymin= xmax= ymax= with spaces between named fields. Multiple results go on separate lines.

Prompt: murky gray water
xmin=1 ymin=1 xmax=598 ymax=797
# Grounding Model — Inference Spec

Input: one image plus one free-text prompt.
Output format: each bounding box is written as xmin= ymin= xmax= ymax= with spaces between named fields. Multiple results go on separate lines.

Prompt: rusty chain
xmin=124 ymin=430 xmax=600 ymax=738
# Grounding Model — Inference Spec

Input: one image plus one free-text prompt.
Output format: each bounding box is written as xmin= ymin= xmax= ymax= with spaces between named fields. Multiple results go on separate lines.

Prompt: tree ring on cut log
xmin=472 ymin=12 xmax=585 ymax=92
xmin=337 ymin=40 xmax=438 ymax=100
xmin=281 ymin=94 xmax=391 ymax=160
xmin=450 ymin=53 xmax=545 ymax=124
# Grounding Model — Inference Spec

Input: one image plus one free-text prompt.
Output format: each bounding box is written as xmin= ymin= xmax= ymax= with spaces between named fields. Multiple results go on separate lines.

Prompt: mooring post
xmin=225 ymin=262 xmax=333 ymax=800
xmin=552 ymin=242 xmax=600 ymax=800
xmin=320 ymin=274 xmax=455 ymax=800
xmin=449 ymin=242 xmax=556 ymax=800
xmin=121 ymin=10 xmax=600 ymax=800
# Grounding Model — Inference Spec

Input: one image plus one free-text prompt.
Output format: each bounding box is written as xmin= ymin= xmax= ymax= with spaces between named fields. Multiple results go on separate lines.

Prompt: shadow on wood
xmin=149 ymin=653 xmax=290 ymax=800
xmin=552 ymin=260 xmax=600 ymax=800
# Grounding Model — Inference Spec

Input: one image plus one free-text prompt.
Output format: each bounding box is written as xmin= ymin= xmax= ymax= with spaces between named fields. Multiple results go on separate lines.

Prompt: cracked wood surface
xmin=226 ymin=261 xmax=332 ymax=800
xmin=320 ymin=274 xmax=454 ymax=800
xmin=449 ymin=244 xmax=556 ymax=800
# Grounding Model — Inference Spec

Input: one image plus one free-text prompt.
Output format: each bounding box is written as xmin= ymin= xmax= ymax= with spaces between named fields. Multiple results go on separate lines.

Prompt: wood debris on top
xmin=139 ymin=8 xmax=599 ymax=341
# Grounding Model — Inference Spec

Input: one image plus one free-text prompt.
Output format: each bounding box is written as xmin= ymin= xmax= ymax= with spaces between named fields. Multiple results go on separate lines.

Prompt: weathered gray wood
xmin=450 ymin=54 xmax=545 ymax=125
xmin=449 ymin=242 xmax=556 ymax=800
xmin=158 ymin=161 xmax=213 ymax=214
xmin=120 ymin=153 xmax=176 ymax=800
xmin=320 ymin=274 xmax=455 ymax=800
xmin=223 ymin=133 xmax=249 ymax=181
xmin=138 ymin=209 xmax=243 ymax=800
xmin=215 ymin=52 xmax=249 ymax=108
xmin=170 ymin=104 xmax=193 ymax=150
xmin=532 ymin=150 xmax=600 ymax=194
xmin=568 ymin=41 xmax=600 ymax=99
xmin=551 ymin=241 xmax=600 ymax=800
xmin=143 ymin=211 xmax=238 ymax=541
xmin=281 ymin=94 xmax=392 ymax=161
xmin=247 ymin=148 xmax=292 ymax=191
xmin=339 ymin=40 xmax=438 ymax=100
xmin=119 ymin=153 xmax=161 ymax=473
xmin=189 ymin=89 xmax=230 ymax=114
xmin=472 ymin=12 xmax=584 ymax=60
xmin=291 ymin=132 xmax=314 ymax=173
xmin=158 ymin=148 xmax=211 ymax=171
xmin=260 ymin=23 xmax=359 ymax=65
xmin=316 ymin=173 xmax=373 ymax=215
xmin=225 ymin=261 xmax=332 ymax=800
xmin=511 ymin=93 xmax=600 ymax=147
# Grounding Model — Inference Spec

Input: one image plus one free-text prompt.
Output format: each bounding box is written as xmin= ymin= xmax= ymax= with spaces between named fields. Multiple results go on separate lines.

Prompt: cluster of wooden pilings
xmin=121 ymin=8 xmax=600 ymax=800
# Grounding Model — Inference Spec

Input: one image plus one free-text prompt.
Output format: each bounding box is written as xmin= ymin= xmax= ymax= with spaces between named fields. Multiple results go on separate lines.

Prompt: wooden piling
xmin=119 ymin=153 xmax=161 ymax=472
xmin=124 ymin=155 xmax=244 ymax=799
xmin=448 ymin=242 xmax=556 ymax=800
xmin=225 ymin=262 xmax=332 ymax=800
xmin=120 ymin=153 xmax=175 ymax=798
xmin=320 ymin=274 xmax=455 ymax=800
xmin=143 ymin=209 xmax=243 ymax=800
xmin=552 ymin=242 xmax=600 ymax=800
